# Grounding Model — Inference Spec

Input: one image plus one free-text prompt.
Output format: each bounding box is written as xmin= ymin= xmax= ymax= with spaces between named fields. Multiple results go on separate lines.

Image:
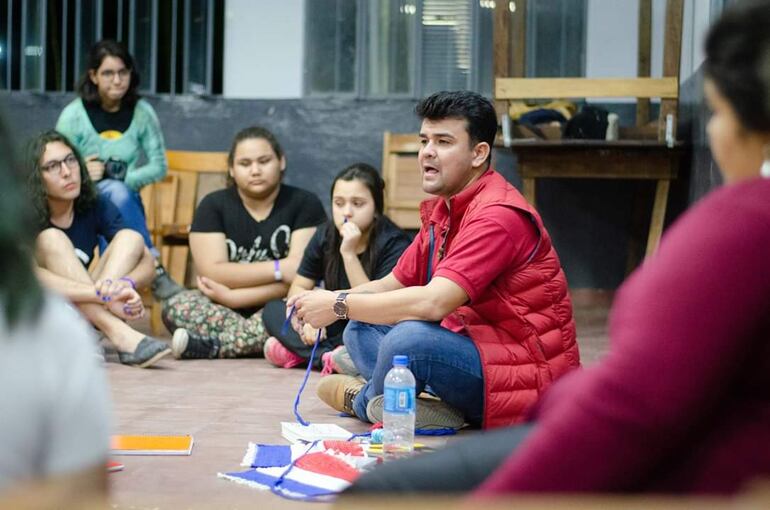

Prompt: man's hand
xmin=288 ymin=289 xmax=337 ymax=329
xmin=339 ymin=221 xmax=362 ymax=256
xmin=85 ymin=155 xmax=105 ymax=182
xmin=197 ymin=275 xmax=235 ymax=308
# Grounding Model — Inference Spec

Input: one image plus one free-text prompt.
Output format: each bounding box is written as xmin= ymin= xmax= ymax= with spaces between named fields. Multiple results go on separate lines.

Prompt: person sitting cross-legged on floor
xmin=161 ymin=126 xmax=327 ymax=359
xmin=289 ymin=90 xmax=581 ymax=430
xmin=28 ymin=130 xmax=170 ymax=368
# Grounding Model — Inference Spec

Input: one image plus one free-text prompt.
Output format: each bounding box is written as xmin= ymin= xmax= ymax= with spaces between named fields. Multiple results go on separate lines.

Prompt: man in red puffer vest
xmin=290 ymin=90 xmax=580 ymax=429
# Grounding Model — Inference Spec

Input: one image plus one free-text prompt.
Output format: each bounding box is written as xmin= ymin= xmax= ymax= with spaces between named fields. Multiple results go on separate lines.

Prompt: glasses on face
xmin=99 ymin=68 xmax=131 ymax=81
xmin=41 ymin=153 xmax=79 ymax=174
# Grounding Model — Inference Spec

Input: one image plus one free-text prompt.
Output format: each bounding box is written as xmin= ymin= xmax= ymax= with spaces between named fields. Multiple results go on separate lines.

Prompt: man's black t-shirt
xmin=84 ymin=101 xmax=135 ymax=135
xmin=49 ymin=196 xmax=126 ymax=266
xmin=191 ymin=184 xmax=327 ymax=263
xmin=297 ymin=216 xmax=411 ymax=290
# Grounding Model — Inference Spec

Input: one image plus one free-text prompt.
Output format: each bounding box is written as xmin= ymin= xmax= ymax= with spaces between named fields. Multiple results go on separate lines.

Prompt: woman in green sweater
xmin=56 ymin=39 xmax=181 ymax=300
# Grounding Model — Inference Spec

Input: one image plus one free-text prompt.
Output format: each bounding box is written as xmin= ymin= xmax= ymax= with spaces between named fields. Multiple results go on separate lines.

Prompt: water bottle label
xmin=384 ymin=387 xmax=415 ymax=414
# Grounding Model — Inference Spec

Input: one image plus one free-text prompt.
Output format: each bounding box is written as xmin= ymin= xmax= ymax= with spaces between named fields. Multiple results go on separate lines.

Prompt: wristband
xmin=118 ymin=276 xmax=136 ymax=289
xmin=273 ymin=259 xmax=283 ymax=282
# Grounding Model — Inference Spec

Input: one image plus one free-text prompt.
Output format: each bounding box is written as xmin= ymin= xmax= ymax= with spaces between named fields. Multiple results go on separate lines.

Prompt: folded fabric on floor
xmin=219 ymin=441 xmax=376 ymax=500
xmin=240 ymin=441 xmax=368 ymax=468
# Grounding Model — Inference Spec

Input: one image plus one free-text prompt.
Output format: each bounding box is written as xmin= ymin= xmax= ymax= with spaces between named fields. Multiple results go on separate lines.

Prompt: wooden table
xmin=506 ymin=139 xmax=687 ymax=258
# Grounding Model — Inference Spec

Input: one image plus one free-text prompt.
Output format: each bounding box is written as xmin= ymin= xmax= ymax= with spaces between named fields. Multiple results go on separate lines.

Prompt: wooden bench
xmin=140 ymin=150 xmax=228 ymax=333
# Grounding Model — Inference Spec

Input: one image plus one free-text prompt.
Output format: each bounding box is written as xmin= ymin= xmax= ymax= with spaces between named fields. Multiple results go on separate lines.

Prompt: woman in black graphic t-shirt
xmin=161 ymin=126 xmax=326 ymax=359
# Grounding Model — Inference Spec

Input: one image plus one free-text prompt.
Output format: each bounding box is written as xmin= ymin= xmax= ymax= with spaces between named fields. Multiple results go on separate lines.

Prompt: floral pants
xmin=161 ymin=290 xmax=268 ymax=358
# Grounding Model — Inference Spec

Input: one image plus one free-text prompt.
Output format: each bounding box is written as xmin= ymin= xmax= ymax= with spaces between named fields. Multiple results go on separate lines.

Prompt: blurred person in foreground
xmin=0 ymin=114 xmax=110 ymax=505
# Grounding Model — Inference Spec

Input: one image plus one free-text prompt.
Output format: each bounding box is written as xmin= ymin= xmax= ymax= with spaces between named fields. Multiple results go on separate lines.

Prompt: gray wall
xmin=2 ymin=90 xmax=714 ymax=289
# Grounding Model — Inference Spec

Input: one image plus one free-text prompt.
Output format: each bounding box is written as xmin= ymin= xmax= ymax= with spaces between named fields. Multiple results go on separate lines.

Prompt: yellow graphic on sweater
xmin=100 ymin=130 xmax=124 ymax=140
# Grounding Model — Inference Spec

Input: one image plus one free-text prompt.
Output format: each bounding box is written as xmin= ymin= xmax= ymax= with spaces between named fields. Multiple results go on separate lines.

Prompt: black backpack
xmin=563 ymin=105 xmax=609 ymax=139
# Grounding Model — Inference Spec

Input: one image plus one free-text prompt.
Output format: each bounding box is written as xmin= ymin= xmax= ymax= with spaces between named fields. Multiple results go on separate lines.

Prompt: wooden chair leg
xmin=645 ymin=179 xmax=670 ymax=258
xmin=150 ymin=301 xmax=166 ymax=336
xmin=523 ymin=177 xmax=536 ymax=205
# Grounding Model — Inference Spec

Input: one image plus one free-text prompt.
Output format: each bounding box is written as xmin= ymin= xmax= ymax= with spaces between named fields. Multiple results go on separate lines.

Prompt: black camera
xmin=103 ymin=158 xmax=128 ymax=181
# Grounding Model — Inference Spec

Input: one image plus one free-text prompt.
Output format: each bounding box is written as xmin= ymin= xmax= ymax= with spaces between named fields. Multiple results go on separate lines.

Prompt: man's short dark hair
xmin=415 ymin=90 xmax=498 ymax=150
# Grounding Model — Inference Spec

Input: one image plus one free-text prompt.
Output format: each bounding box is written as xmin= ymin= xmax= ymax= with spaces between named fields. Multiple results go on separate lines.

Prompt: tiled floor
xmin=106 ymin=291 xmax=612 ymax=509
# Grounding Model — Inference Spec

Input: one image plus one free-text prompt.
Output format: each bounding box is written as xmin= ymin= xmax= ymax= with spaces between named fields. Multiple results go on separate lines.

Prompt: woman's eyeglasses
xmin=99 ymin=69 xmax=131 ymax=81
xmin=41 ymin=153 xmax=79 ymax=174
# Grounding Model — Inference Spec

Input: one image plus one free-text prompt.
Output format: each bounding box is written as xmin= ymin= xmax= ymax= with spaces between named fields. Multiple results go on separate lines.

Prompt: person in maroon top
xmin=345 ymin=0 xmax=770 ymax=496
xmin=289 ymin=91 xmax=579 ymax=429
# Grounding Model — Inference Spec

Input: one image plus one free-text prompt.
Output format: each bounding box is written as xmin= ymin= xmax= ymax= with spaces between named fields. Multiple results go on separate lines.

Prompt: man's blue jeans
xmin=344 ymin=320 xmax=485 ymax=427
xmin=97 ymin=179 xmax=159 ymax=258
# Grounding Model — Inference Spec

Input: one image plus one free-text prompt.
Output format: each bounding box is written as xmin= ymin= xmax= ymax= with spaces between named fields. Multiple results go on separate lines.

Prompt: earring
xmin=762 ymin=146 xmax=770 ymax=179
xmin=762 ymin=159 xmax=770 ymax=179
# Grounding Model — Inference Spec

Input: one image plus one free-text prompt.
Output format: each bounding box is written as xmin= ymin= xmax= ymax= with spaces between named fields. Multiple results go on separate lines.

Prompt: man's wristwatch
xmin=333 ymin=292 xmax=349 ymax=320
xmin=273 ymin=259 xmax=282 ymax=282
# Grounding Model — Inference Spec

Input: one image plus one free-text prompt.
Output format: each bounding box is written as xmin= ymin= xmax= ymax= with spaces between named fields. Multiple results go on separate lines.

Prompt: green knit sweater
xmin=55 ymin=98 xmax=167 ymax=191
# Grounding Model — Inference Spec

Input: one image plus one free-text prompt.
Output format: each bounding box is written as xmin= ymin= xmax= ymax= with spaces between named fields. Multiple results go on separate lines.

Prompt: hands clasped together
xmin=94 ymin=277 xmax=144 ymax=320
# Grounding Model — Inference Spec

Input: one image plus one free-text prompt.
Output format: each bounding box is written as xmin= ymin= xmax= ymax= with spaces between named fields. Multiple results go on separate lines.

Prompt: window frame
xmin=304 ymin=0 xmax=587 ymax=99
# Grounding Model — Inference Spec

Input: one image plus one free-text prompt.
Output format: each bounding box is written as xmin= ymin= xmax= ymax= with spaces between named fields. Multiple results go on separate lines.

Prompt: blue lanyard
xmin=282 ymin=305 xmax=322 ymax=426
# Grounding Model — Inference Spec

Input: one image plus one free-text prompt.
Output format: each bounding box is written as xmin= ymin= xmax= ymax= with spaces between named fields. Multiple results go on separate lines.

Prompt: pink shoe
xmin=263 ymin=337 xmax=304 ymax=369
xmin=321 ymin=345 xmax=359 ymax=377
xmin=321 ymin=345 xmax=349 ymax=376
xmin=320 ymin=350 xmax=336 ymax=376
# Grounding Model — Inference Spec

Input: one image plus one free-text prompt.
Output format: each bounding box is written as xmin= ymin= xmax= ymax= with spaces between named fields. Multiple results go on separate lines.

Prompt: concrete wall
xmin=0 ymin=91 xmax=641 ymax=288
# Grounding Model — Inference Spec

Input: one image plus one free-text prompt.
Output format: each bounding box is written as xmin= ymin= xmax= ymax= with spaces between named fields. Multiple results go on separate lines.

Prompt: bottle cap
xmin=393 ymin=355 xmax=409 ymax=366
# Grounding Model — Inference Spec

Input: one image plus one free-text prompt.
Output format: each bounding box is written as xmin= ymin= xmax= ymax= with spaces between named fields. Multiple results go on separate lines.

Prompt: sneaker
xmin=316 ymin=375 xmax=365 ymax=416
xmin=366 ymin=395 xmax=465 ymax=430
xmin=117 ymin=337 xmax=172 ymax=368
xmin=320 ymin=345 xmax=359 ymax=376
xmin=263 ymin=337 xmax=305 ymax=368
xmin=151 ymin=265 xmax=185 ymax=301
xmin=171 ymin=328 xmax=220 ymax=359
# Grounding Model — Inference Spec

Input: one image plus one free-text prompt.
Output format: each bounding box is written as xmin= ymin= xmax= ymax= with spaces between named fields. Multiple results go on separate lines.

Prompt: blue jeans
xmin=97 ymin=179 xmax=158 ymax=257
xmin=344 ymin=320 xmax=485 ymax=426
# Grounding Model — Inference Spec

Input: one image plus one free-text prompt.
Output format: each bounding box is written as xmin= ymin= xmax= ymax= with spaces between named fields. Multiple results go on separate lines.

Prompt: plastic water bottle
xmin=382 ymin=355 xmax=416 ymax=459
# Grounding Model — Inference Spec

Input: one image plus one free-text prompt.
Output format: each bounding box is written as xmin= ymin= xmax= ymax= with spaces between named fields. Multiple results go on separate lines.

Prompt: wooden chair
xmin=140 ymin=150 xmax=228 ymax=333
xmin=381 ymin=131 xmax=430 ymax=230
xmin=493 ymin=0 xmax=686 ymax=261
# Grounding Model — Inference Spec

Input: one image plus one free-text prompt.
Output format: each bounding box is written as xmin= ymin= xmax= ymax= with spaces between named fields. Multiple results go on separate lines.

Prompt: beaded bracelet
xmin=118 ymin=276 xmax=136 ymax=289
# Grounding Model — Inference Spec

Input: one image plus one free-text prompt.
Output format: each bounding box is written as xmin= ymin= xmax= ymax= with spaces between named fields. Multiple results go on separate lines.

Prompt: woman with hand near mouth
xmin=260 ymin=163 xmax=410 ymax=372
xmin=161 ymin=126 xmax=327 ymax=360
xmin=28 ymin=130 xmax=171 ymax=368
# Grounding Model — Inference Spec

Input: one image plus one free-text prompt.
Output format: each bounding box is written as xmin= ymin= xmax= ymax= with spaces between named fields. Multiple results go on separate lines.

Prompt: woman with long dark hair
xmin=348 ymin=0 xmax=770 ymax=495
xmin=261 ymin=163 xmax=410 ymax=371
xmin=28 ymin=130 xmax=171 ymax=368
xmin=56 ymin=39 xmax=181 ymax=300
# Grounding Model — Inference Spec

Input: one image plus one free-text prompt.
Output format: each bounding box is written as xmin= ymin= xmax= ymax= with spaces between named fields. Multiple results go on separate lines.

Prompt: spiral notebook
xmin=110 ymin=435 xmax=194 ymax=456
